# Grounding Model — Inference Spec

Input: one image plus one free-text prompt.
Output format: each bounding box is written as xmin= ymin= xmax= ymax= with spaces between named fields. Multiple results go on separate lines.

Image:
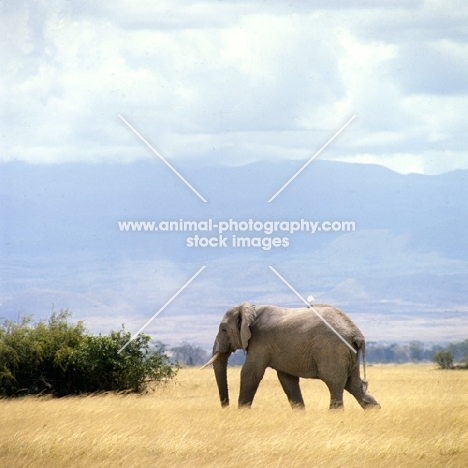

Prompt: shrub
xmin=0 ymin=311 xmax=178 ymax=397
xmin=0 ymin=311 xmax=85 ymax=396
xmin=432 ymin=350 xmax=454 ymax=369
xmin=67 ymin=329 xmax=179 ymax=393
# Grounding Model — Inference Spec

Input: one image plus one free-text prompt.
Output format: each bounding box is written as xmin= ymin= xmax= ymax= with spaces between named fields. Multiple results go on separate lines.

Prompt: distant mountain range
xmin=1 ymin=159 xmax=467 ymax=346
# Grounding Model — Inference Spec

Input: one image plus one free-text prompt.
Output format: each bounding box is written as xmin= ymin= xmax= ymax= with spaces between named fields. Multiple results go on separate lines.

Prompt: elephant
xmin=201 ymin=302 xmax=380 ymax=410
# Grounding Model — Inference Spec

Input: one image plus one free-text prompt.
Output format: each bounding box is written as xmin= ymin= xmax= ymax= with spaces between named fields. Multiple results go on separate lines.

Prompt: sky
xmin=1 ymin=0 xmax=468 ymax=174
xmin=1 ymin=1 xmax=468 ymax=349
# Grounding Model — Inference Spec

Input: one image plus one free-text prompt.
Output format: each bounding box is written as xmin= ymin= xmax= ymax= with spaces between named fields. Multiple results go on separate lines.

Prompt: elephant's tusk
xmin=200 ymin=352 xmax=220 ymax=370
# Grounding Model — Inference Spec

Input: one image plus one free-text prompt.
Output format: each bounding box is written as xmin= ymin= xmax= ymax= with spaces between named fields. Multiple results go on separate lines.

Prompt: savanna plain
xmin=1 ymin=364 xmax=467 ymax=468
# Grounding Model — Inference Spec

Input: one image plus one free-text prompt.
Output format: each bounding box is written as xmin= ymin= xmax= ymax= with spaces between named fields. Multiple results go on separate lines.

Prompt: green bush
xmin=67 ymin=329 xmax=178 ymax=394
xmin=432 ymin=350 xmax=454 ymax=369
xmin=0 ymin=311 xmax=178 ymax=397
xmin=0 ymin=311 xmax=85 ymax=396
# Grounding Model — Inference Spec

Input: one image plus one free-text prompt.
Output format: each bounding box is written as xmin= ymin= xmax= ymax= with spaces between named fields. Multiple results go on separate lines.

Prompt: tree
xmin=409 ymin=340 xmax=425 ymax=362
xmin=0 ymin=311 xmax=179 ymax=396
xmin=68 ymin=329 xmax=179 ymax=393
xmin=448 ymin=339 xmax=468 ymax=362
xmin=433 ymin=350 xmax=454 ymax=369
xmin=170 ymin=342 xmax=209 ymax=366
xmin=0 ymin=311 xmax=85 ymax=396
xmin=392 ymin=344 xmax=409 ymax=363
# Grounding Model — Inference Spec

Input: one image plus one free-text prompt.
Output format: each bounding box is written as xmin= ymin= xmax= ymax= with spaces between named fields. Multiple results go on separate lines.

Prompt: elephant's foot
xmin=290 ymin=401 xmax=306 ymax=410
xmin=360 ymin=401 xmax=381 ymax=410
xmin=238 ymin=401 xmax=253 ymax=409
xmin=329 ymin=399 xmax=344 ymax=410
xmin=359 ymin=393 xmax=381 ymax=410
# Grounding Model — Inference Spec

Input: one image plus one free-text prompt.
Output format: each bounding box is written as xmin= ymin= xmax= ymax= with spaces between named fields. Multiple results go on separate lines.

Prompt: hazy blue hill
xmin=1 ymin=157 xmax=467 ymax=263
xmin=1 ymin=158 xmax=467 ymax=261
xmin=0 ymin=159 xmax=467 ymax=344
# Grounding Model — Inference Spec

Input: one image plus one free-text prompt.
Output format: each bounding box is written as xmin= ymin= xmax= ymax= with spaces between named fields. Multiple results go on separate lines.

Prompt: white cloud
xmin=1 ymin=1 xmax=468 ymax=173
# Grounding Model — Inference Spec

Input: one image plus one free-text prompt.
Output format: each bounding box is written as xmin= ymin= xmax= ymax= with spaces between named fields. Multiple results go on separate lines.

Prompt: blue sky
xmin=1 ymin=1 xmax=468 ymax=348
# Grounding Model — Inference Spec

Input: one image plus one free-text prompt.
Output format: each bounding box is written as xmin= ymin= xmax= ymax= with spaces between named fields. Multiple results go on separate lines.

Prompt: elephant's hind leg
xmin=345 ymin=371 xmax=381 ymax=409
xmin=277 ymin=371 xmax=305 ymax=409
xmin=324 ymin=381 xmax=345 ymax=409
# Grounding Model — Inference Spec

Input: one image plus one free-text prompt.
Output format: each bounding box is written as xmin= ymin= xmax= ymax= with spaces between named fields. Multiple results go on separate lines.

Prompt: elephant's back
xmin=259 ymin=304 xmax=363 ymax=340
xmin=313 ymin=304 xmax=362 ymax=332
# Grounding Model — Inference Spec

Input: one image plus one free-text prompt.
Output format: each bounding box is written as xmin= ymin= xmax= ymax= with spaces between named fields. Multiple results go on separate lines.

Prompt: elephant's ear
xmin=239 ymin=303 xmax=256 ymax=351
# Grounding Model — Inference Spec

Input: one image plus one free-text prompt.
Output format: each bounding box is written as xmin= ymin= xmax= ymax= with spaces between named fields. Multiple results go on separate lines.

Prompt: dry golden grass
xmin=1 ymin=364 xmax=467 ymax=467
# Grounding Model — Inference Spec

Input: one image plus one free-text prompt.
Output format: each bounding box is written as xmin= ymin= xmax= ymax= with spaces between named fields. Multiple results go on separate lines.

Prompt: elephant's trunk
xmin=213 ymin=352 xmax=231 ymax=407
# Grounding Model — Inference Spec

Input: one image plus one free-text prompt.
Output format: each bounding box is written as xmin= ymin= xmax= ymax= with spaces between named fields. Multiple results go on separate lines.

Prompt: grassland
xmin=1 ymin=364 xmax=467 ymax=467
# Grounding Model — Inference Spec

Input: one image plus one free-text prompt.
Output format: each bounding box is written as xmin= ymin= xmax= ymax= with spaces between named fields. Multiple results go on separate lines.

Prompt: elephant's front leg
xmin=238 ymin=361 xmax=266 ymax=408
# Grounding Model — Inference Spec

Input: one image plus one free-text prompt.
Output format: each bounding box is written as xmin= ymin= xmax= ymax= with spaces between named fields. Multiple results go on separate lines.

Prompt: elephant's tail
xmin=361 ymin=340 xmax=368 ymax=387
xmin=354 ymin=337 xmax=368 ymax=390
